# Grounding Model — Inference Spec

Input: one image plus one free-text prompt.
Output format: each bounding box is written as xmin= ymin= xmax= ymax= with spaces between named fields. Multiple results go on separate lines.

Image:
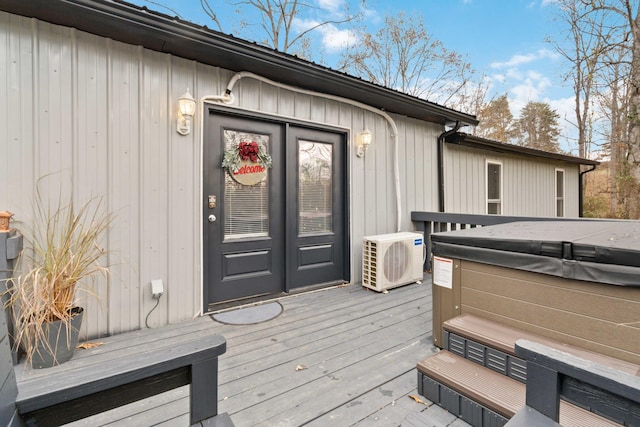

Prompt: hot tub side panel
xmin=457 ymin=260 xmax=640 ymax=365
xmin=431 ymin=258 xmax=462 ymax=348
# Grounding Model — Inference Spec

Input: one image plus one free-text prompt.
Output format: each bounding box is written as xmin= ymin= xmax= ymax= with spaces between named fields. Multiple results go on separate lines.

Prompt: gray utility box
xmin=0 ymin=228 xmax=23 ymax=293
xmin=1 ymin=229 xmax=23 ymax=364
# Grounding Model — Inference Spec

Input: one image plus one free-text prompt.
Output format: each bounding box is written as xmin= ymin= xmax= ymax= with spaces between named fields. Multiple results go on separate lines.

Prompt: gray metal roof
xmin=446 ymin=133 xmax=599 ymax=165
xmin=0 ymin=0 xmax=479 ymax=127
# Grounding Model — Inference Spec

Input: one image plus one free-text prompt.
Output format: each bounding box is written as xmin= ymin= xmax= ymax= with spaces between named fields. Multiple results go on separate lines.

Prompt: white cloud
xmin=294 ymin=18 xmax=358 ymax=52
xmin=510 ymin=85 xmax=537 ymax=113
xmin=491 ymin=48 xmax=559 ymax=69
xmin=508 ymin=71 xmax=553 ymax=114
xmin=488 ymin=50 xmax=562 ymax=123
xmin=491 ymin=53 xmax=537 ymax=69
xmin=548 ymin=96 xmax=575 ymax=126
xmin=548 ymin=96 xmax=579 ymax=152
xmin=491 ymin=73 xmax=506 ymax=83
xmin=506 ymin=68 xmax=524 ymax=80
xmin=317 ymin=0 xmax=344 ymax=13
xmin=321 ymin=25 xmax=358 ymax=52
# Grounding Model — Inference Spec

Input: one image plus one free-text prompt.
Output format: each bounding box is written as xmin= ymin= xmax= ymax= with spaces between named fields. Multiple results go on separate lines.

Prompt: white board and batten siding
xmin=0 ymin=11 xmax=441 ymax=338
xmin=444 ymin=143 xmax=580 ymax=217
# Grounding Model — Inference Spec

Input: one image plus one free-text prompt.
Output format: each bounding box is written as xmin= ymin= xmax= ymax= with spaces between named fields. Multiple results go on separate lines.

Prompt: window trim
xmin=486 ymin=160 xmax=503 ymax=215
xmin=555 ymin=168 xmax=565 ymax=217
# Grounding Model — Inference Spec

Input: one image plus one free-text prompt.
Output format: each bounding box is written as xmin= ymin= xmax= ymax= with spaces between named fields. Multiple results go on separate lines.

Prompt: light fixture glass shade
xmin=359 ymin=129 xmax=372 ymax=146
xmin=357 ymin=129 xmax=373 ymax=157
xmin=177 ymin=89 xmax=197 ymax=135
xmin=178 ymin=90 xmax=197 ymax=116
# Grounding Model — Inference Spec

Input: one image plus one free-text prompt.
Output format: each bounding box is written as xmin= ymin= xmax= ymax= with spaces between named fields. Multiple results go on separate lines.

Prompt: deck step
xmin=417 ymin=351 xmax=620 ymax=427
xmin=443 ymin=314 xmax=640 ymax=376
xmin=445 ymin=331 xmax=528 ymax=383
xmin=441 ymin=314 xmax=639 ymax=425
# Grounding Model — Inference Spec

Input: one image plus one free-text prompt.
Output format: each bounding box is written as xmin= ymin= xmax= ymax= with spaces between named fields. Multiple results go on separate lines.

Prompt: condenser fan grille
xmin=383 ymin=241 xmax=409 ymax=282
xmin=362 ymin=232 xmax=423 ymax=292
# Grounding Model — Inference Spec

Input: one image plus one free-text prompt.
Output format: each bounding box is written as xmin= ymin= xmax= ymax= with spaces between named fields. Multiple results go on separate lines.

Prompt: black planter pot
xmin=31 ymin=306 xmax=84 ymax=369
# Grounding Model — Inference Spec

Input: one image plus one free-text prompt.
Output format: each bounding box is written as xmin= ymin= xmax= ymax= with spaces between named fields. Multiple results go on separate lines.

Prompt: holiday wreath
xmin=222 ymin=141 xmax=272 ymax=173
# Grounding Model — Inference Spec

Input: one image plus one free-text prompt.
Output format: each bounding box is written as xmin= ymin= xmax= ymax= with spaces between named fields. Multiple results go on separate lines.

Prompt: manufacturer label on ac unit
xmin=414 ymin=238 xmax=423 ymax=246
xmin=433 ymin=256 xmax=453 ymax=289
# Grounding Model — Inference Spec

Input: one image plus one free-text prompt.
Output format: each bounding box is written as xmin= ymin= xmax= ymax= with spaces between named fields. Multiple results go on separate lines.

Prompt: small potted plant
xmin=0 ymin=211 xmax=13 ymax=231
xmin=4 ymin=184 xmax=113 ymax=368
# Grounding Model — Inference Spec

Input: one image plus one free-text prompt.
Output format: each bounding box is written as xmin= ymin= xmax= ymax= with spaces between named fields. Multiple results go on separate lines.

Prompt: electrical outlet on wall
xmin=151 ymin=279 xmax=164 ymax=299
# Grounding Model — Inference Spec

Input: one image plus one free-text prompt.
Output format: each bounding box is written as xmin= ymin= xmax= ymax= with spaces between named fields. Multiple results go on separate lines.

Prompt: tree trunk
xmin=628 ymin=5 xmax=640 ymax=218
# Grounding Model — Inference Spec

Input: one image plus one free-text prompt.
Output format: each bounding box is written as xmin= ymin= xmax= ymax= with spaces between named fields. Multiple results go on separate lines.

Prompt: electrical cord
xmin=145 ymin=296 xmax=161 ymax=329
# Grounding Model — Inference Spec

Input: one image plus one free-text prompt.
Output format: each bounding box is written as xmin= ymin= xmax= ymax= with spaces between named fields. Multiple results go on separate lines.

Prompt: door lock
xmin=208 ymin=214 xmax=216 ymax=223
xmin=208 ymin=195 xmax=217 ymax=209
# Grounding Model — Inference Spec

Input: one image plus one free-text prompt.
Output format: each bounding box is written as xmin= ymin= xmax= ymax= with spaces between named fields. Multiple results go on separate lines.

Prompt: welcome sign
xmin=231 ymin=159 xmax=268 ymax=185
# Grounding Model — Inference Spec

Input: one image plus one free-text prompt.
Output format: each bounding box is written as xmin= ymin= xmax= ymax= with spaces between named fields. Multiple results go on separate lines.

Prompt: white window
xmin=555 ymin=169 xmax=565 ymax=217
xmin=486 ymin=161 xmax=502 ymax=215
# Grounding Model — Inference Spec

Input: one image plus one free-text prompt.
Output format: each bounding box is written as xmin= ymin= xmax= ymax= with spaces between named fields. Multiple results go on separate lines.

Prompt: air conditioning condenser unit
xmin=362 ymin=232 xmax=424 ymax=292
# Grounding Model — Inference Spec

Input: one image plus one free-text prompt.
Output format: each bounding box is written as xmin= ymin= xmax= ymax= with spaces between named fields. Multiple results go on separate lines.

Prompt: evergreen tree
xmin=515 ymin=102 xmax=561 ymax=153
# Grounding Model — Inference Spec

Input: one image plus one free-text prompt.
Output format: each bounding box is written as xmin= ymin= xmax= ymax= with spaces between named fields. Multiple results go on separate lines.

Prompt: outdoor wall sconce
xmin=177 ymin=89 xmax=197 ymax=135
xmin=356 ymin=129 xmax=372 ymax=157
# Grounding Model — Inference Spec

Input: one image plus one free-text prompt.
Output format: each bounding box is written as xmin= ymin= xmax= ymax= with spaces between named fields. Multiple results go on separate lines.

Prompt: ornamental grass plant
xmin=4 ymin=181 xmax=113 ymax=367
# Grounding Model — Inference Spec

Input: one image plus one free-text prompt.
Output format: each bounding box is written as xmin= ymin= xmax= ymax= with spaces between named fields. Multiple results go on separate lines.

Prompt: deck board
xmin=305 ymin=370 xmax=418 ymax=426
xmin=61 ymin=277 xmax=469 ymax=426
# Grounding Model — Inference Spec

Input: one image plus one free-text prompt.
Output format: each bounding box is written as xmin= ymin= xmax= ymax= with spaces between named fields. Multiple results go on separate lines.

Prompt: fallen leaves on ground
xmin=295 ymin=364 xmax=307 ymax=371
xmin=76 ymin=342 xmax=104 ymax=350
xmin=408 ymin=395 xmax=427 ymax=405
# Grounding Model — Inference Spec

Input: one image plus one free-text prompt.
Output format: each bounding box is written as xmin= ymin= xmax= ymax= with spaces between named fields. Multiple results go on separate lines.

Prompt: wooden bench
xmin=507 ymin=339 xmax=640 ymax=426
xmin=14 ymin=327 xmax=230 ymax=426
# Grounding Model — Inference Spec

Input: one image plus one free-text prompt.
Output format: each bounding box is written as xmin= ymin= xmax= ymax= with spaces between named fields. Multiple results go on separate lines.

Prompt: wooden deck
xmin=63 ymin=277 xmax=470 ymax=426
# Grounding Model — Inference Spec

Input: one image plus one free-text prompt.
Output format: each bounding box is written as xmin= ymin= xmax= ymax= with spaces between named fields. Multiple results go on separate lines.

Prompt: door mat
xmin=211 ymin=301 xmax=283 ymax=325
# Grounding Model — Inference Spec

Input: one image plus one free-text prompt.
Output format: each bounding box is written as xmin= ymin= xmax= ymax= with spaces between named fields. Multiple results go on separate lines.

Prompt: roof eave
xmin=447 ymin=133 xmax=600 ymax=165
xmin=0 ymin=0 xmax=478 ymax=127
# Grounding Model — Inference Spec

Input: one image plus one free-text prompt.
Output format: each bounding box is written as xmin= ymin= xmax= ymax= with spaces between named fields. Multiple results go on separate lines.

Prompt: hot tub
xmin=429 ymin=221 xmax=640 ymax=364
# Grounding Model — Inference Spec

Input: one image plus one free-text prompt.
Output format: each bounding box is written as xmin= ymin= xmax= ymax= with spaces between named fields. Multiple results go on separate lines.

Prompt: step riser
xmin=418 ymin=372 xmax=508 ymax=427
xmin=445 ymin=331 xmax=528 ymax=383
xmin=440 ymin=330 xmax=635 ymax=425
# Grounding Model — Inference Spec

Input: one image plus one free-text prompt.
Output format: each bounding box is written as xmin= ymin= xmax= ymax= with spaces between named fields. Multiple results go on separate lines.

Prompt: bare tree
xmin=199 ymin=0 xmax=362 ymax=57
xmin=200 ymin=0 xmax=224 ymax=31
xmin=553 ymin=0 xmax=640 ymax=217
xmin=449 ymin=74 xmax=491 ymax=124
xmin=594 ymin=45 xmax=632 ymax=216
xmin=551 ymin=0 xmax=609 ymax=159
xmin=337 ymin=12 xmax=474 ymax=106
xmin=576 ymin=1 xmax=640 ymax=214
xmin=475 ymin=94 xmax=517 ymax=142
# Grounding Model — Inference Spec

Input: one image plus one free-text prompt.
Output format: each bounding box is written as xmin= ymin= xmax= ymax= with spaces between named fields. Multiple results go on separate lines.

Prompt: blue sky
xmin=129 ymin=0 xmax=576 ymax=151
xmin=418 ymin=1 xmax=568 ymax=118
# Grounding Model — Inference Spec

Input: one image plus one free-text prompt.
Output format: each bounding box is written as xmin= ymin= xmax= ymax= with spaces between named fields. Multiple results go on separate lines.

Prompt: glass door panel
xmin=223 ymin=130 xmax=270 ymax=240
xmin=298 ymin=140 xmax=333 ymax=235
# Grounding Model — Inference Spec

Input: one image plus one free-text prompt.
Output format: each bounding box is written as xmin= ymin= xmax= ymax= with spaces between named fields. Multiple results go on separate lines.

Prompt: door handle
xmin=208 ymin=214 xmax=216 ymax=223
